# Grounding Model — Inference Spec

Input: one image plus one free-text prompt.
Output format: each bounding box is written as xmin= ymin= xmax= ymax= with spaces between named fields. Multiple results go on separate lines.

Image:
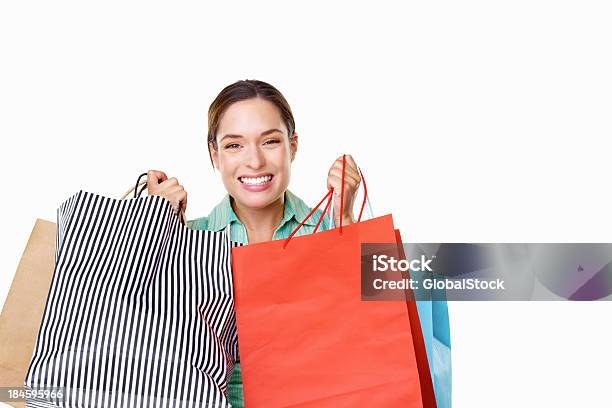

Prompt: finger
xmin=167 ymin=190 xmax=186 ymax=212
xmin=152 ymin=183 xmax=173 ymax=197
xmin=147 ymin=171 xmax=159 ymax=190
xmin=181 ymin=193 xmax=188 ymax=211
xmin=331 ymin=159 xmax=360 ymax=181
xmin=147 ymin=170 xmax=168 ymax=187
xmin=328 ymin=158 xmax=340 ymax=173
xmin=330 ymin=156 xmax=346 ymax=174
xmin=165 ymin=185 xmax=185 ymax=198
xmin=327 ymin=176 xmax=358 ymax=200
xmin=327 ymin=174 xmax=342 ymax=192
xmin=334 ymin=154 xmax=357 ymax=170
xmin=162 ymin=177 xmax=179 ymax=188
xmin=328 ymin=168 xmax=360 ymax=187
xmin=176 ymin=189 xmax=187 ymax=203
xmin=344 ymin=157 xmax=361 ymax=187
xmin=175 ymin=190 xmax=187 ymax=211
xmin=344 ymin=155 xmax=360 ymax=176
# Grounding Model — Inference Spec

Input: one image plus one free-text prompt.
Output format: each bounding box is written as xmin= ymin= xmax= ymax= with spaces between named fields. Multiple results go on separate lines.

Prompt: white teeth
xmin=240 ymin=175 xmax=272 ymax=185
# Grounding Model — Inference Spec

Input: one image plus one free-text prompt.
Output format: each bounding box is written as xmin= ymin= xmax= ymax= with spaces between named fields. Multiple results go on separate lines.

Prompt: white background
xmin=1 ymin=1 xmax=611 ymax=406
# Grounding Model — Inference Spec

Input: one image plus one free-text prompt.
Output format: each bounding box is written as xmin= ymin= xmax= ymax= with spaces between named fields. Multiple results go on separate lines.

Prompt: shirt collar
xmin=206 ymin=194 xmax=238 ymax=232
xmin=206 ymin=190 xmax=320 ymax=232
xmin=284 ymin=189 xmax=322 ymax=227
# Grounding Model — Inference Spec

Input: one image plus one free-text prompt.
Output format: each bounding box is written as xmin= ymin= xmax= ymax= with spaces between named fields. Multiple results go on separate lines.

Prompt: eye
xmin=263 ymin=139 xmax=280 ymax=146
xmin=224 ymin=143 xmax=241 ymax=150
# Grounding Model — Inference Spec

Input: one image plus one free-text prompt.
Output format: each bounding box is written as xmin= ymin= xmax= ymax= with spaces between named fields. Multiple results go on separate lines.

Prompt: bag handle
xmin=283 ymin=155 xmax=369 ymax=249
xmin=121 ymin=172 xmax=187 ymax=225
xmin=314 ymin=188 xmax=334 ymax=234
xmin=356 ymin=167 xmax=368 ymax=223
xmin=120 ymin=172 xmax=148 ymax=199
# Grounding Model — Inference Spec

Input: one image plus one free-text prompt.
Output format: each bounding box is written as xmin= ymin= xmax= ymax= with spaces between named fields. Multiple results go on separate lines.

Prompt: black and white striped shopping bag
xmin=24 ymin=191 xmax=237 ymax=407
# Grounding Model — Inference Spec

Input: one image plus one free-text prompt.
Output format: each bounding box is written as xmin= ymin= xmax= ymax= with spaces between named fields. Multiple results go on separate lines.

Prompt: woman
xmin=147 ymin=79 xmax=361 ymax=407
xmin=148 ymin=79 xmax=452 ymax=407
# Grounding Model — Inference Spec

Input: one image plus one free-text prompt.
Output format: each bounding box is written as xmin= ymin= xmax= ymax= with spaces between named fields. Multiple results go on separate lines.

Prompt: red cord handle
xmin=313 ymin=189 xmax=333 ymax=233
xmin=283 ymin=155 xmax=368 ymax=249
xmin=283 ymin=189 xmax=333 ymax=249
xmin=356 ymin=167 xmax=367 ymax=223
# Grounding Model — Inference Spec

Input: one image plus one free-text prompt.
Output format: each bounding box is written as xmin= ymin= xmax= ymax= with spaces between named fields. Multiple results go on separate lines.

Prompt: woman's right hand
xmin=147 ymin=170 xmax=187 ymax=213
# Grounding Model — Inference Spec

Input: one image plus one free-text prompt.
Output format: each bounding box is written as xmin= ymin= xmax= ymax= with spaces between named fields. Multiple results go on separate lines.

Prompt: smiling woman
xmin=147 ymin=79 xmax=363 ymax=407
xmin=146 ymin=79 xmax=452 ymax=407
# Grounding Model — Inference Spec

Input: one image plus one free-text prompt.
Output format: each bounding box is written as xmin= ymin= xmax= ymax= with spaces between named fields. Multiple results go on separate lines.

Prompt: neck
xmin=231 ymin=194 xmax=285 ymax=243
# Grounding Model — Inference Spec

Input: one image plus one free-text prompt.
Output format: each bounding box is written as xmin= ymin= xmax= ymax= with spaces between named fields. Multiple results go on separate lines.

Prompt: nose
xmin=246 ymin=145 xmax=265 ymax=169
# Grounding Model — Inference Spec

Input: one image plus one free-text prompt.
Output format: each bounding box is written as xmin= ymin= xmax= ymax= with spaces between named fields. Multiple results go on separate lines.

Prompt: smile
xmin=239 ymin=175 xmax=273 ymax=185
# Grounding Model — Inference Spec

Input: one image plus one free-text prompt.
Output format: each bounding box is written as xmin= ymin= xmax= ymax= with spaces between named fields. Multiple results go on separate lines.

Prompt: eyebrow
xmin=219 ymin=128 xmax=283 ymax=143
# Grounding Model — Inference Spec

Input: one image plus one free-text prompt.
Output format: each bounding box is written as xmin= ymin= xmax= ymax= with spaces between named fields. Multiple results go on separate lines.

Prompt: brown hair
xmin=207 ymin=80 xmax=296 ymax=166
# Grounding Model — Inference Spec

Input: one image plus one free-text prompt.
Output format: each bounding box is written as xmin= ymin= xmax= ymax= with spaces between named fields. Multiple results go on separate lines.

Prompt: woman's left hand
xmin=327 ymin=154 xmax=361 ymax=227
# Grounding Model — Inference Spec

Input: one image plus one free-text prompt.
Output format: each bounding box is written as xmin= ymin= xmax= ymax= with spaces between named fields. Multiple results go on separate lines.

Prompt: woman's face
xmin=211 ymin=97 xmax=298 ymax=210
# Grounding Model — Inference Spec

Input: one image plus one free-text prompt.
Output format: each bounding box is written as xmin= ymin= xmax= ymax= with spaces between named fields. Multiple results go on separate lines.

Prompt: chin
xmin=233 ymin=190 xmax=283 ymax=210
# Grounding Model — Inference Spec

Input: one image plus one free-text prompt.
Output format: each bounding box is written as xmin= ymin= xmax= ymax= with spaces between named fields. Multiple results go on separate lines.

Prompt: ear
xmin=209 ymin=143 xmax=220 ymax=170
xmin=289 ymin=133 xmax=299 ymax=162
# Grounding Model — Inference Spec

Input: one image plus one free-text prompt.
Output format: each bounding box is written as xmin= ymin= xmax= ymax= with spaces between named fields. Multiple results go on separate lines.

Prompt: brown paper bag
xmin=0 ymin=219 xmax=56 ymax=408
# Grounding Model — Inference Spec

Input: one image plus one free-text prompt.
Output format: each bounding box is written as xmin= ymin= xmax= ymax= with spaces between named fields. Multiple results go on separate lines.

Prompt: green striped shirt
xmin=186 ymin=190 xmax=332 ymax=408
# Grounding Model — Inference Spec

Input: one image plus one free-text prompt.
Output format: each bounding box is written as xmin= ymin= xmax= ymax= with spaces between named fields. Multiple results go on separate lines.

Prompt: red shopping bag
xmin=232 ymin=158 xmax=436 ymax=407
